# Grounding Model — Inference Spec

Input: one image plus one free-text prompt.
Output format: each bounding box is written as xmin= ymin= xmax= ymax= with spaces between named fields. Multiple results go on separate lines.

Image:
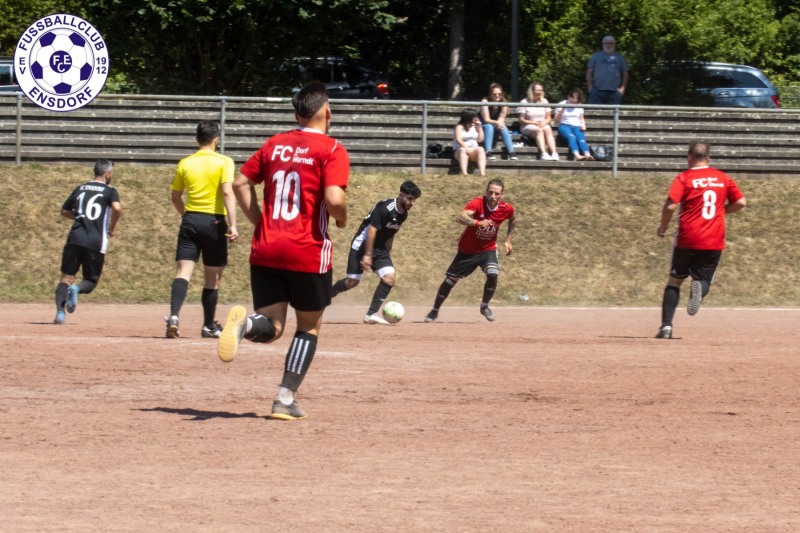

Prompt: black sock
xmin=367 ymin=281 xmax=393 ymax=315
xmin=244 ymin=314 xmax=277 ymax=343
xmin=280 ymin=332 xmax=317 ymax=391
xmin=699 ymin=280 xmax=711 ymax=298
xmin=331 ymin=278 xmax=348 ymax=298
xmin=433 ymin=278 xmax=455 ymax=310
xmin=201 ymin=288 xmax=218 ymax=327
xmin=170 ymin=278 xmax=189 ymax=317
xmin=77 ymin=280 xmax=97 ymax=294
xmin=481 ymin=274 xmax=498 ymax=306
xmin=662 ymin=285 xmax=680 ymax=326
xmin=55 ymin=282 xmax=69 ymax=310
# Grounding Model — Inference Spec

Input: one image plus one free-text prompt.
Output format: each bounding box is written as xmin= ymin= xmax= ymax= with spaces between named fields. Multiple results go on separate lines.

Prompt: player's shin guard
xmin=482 ymin=273 xmax=498 ymax=305
xmin=201 ymin=288 xmax=218 ymax=327
xmin=77 ymin=280 xmax=97 ymax=294
xmin=367 ymin=281 xmax=393 ymax=315
xmin=170 ymin=278 xmax=189 ymax=317
xmin=662 ymin=285 xmax=680 ymax=326
xmin=244 ymin=314 xmax=277 ymax=343
xmin=433 ymin=277 xmax=456 ymax=310
xmin=55 ymin=282 xmax=69 ymax=310
xmin=280 ymin=332 xmax=317 ymax=391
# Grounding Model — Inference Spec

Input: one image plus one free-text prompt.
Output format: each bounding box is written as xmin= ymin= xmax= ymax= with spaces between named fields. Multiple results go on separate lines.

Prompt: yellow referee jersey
xmin=172 ymin=149 xmax=235 ymax=215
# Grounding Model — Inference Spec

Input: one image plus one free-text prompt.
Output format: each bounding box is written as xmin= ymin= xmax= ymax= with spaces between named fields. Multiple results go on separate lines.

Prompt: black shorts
xmin=445 ymin=249 xmax=499 ymax=278
xmin=60 ymin=244 xmax=105 ymax=282
xmin=175 ymin=211 xmax=228 ymax=267
xmin=669 ymin=247 xmax=722 ymax=283
xmin=345 ymin=247 xmax=394 ymax=278
xmin=250 ymin=264 xmax=333 ymax=312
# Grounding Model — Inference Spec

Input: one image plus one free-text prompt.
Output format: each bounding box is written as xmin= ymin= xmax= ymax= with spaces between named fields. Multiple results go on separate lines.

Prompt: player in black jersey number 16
xmin=53 ymin=159 xmax=122 ymax=325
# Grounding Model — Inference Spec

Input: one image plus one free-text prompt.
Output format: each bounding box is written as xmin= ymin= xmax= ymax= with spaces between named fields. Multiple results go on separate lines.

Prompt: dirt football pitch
xmin=2 ymin=303 xmax=799 ymax=531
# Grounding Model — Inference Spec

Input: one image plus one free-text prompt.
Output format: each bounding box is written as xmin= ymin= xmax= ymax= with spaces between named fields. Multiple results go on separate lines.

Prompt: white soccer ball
xmin=382 ymin=301 xmax=404 ymax=324
xmin=30 ymin=29 xmax=94 ymax=95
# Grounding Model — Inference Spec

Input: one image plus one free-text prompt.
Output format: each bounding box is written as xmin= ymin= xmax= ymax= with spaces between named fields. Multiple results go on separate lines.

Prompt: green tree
xmin=3 ymin=0 xmax=797 ymax=99
xmin=0 ymin=0 xmax=87 ymax=55
xmin=84 ymin=0 xmax=400 ymax=95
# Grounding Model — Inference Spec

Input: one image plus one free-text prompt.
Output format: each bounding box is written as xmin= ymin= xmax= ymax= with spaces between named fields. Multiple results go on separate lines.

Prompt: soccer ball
xmin=30 ymin=29 xmax=94 ymax=95
xmin=382 ymin=301 xmax=405 ymax=324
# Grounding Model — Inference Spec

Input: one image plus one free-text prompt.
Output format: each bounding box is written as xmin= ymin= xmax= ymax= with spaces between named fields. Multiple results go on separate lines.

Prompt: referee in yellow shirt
xmin=166 ymin=121 xmax=238 ymax=338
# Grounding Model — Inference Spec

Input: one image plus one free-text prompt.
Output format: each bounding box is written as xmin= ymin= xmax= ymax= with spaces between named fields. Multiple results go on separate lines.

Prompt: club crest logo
xmin=14 ymin=14 xmax=109 ymax=112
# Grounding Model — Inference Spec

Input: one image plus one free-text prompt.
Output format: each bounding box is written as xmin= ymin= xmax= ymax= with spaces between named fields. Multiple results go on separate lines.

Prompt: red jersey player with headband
xmin=424 ymin=178 xmax=516 ymax=323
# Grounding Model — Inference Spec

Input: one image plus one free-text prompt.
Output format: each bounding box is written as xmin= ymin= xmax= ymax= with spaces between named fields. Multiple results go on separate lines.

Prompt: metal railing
xmin=2 ymin=92 xmax=800 ymax=177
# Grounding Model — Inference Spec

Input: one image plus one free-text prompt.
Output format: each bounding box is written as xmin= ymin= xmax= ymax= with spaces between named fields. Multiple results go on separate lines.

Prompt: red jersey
xmin=240 ymin=128 xmax=350 ymax=273
xmin=668 ymin=166 xmax=744 ymax=251
xmin=458 ymin=196 xmax=515 ymax=254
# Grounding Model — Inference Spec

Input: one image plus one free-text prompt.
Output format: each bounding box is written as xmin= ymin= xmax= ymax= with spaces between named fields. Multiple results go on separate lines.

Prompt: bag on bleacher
xmin=590 ymin=144 xmax=614 ymax=161
xmin=426 ymin=143 xmax=443 ymax=159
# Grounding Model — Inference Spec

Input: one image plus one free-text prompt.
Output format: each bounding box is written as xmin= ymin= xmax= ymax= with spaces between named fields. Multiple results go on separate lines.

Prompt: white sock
xmin=277 ymin=387 xmax=294 ymax=406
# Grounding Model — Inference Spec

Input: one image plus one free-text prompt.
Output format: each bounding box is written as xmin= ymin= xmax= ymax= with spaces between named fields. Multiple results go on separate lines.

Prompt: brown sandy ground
xmin=1 ymin=303 xmax=799 ymax=532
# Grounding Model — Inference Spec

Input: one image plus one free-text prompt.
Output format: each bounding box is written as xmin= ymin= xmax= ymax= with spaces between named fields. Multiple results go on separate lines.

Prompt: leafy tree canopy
xmin=2 ymin=0 xmax=797 ymax=103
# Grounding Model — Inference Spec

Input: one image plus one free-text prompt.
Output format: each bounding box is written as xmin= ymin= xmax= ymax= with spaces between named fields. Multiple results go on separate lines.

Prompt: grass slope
xmin=1 ymin=163 xmax=797 ymax=308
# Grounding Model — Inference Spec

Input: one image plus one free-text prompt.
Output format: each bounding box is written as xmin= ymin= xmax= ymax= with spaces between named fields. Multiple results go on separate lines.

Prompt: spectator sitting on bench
xmin=517 ymin=81 xmax=559 ymax=161
xmin=480 ymin=83 xmax=518 ymax=161
xmin=452 ymin=109 xmax=487 ymax=176
xmin=554 ymin=88 xmax=594 ymax=161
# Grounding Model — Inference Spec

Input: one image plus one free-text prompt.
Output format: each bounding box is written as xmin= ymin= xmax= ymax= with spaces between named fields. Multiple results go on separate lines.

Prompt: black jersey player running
xmin=331 ymin=180 xmax=421 ymax=324
xmin=53 ymin=159 xmax=122 ymax=325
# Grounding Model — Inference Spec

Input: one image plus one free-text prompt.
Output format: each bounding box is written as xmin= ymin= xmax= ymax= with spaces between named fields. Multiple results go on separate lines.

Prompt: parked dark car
xmin=646 ymin=62 xmax=780 ymax=108
xmin=0 ymin=58 xmax=21 ymax=92
xmin=280 ymin=57 xmax=390 ymax=99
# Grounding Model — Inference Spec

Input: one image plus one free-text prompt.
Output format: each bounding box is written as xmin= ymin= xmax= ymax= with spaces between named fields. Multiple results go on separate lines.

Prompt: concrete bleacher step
xmin=2 ymin=95 xmax=800 ymax=175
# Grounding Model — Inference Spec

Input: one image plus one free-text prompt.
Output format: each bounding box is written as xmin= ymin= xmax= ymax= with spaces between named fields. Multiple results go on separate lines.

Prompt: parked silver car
xmin=693 ymin=62 xmax=780 ymax=108
xmin=649 ymin=61 xmax=781 ymax=108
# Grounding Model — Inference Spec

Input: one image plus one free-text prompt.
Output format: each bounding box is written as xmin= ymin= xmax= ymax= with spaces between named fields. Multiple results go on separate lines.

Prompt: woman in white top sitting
xmin=554 ymin=88 xmax=594 ymax=161
xmin=517 ymin=81 xmax=559 ymax=161
xmin=452 ymin=109 xmax=487 ymax=176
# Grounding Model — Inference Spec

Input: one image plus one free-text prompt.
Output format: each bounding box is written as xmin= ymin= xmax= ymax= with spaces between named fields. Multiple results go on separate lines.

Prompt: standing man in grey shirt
xmin=586 ymin=35 xmax=629 ymax=105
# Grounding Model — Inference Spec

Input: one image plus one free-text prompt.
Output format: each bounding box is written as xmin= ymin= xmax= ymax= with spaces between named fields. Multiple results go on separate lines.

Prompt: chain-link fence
xmin=776 ymin=86 xmax=800 ymax=108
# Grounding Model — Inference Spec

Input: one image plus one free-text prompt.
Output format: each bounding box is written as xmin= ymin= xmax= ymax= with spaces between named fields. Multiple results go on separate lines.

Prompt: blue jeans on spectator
xmin=588 ymin=89 xmax=622 ymax=105
xmin=557 ymin=124 xmax=589 ymax=155
xmin=482 ymin=123 xmax=515 ymax=156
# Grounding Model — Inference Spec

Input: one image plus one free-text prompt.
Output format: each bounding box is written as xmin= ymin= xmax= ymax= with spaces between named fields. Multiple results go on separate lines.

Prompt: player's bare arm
xmin=725 ymin=197 xmax=747 ymax=214
xmin=505 ymin=214 xmax=516 ymax=255
xmin=657 ymin=198 xmax=679 ymax=237
xmin=360 ymin=225 xmax=378 ymax=270
xmin=221 ymin=181 xmax=238 ymax=242
xmin=61 ymin=208 xmax=75 ymax=221
xmin=170 ymin=189 xmax=185 ymax=216
xmin=233 ymin=172 xmax=261 ymax=226
xmin=325 ymin=184 xmax=348 ymax=228
xmin=109 ymin=201 xmax=122 ymax=237
xmin=456 ymin=209 xmax=491 ymax=227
